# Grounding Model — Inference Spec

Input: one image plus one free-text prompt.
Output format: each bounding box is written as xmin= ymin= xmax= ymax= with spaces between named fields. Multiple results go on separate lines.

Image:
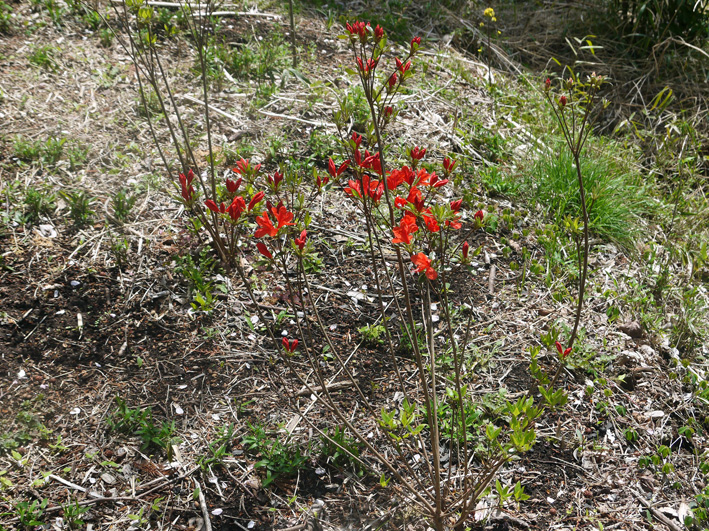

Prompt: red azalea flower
xmin=446 ymin=218 xmax=462 ymax=230
xmin=410 ymin=36 xmax=421 ymax=52
xmin=544 ymin=78 xmax=551 ymax=91
xmin=474 ymin=210 xmax=484 ymax=222
xmin=233 ymin=158 xmax=253 ymax=175
xmin=227 ymin=196 xmax=246 ymax=221
xmin=226 ymin=177 xmax=242 ymax=194
xmin=295 ymin=229 xmax=307 ymax=251
xmin=248 ymin=191 xmax=265 ymax=211
xmin=394 ymin=196 xmax=407 ymax=208
xmin=273 ymin=205 xmax=295 ymax=229
xmin=316 ymin=174 xmax=329 ymax=189
xmin=351 ymin=131 xmax=362 ymax=149
xmin=462 ymin=241 xmax=469 ymax=260
xmin=205 ymin=199 xmax=226 ymax=213
xmin=392 ymin=213 xmax=418 ymax=244
xmin=556 ymin=341 xmax=572 ymax=358
xmin=362 ymin=151 xmax=382 ymax=175
xmin=410 ymin=146 xmax=426 ymax=161
xmin=267 ymin=171 xmax=284 ymax=192
xmin=423 ymin=214 xmax=440 ymax=233
xmin=384 ymin=106 xmax=393 ymax=118
xmin=374 ymin=24 xmax=384 ymax=41
xmin=387 ymin=166 xmax=413 ymax=190
xmin=395 ymin=57 xmax=411 ymax=73
xmin=411 ymin=253 xmax=437 ymax=280
xmin=282 ymin=337 xmax=298 ymax=353
xmin=254 ymin=211 xmax=278 ymax=238
xmin=328 ymin=158 xmax=350 ymax=178
xmin=357 ymin=57 xmax=378 ymax=74
xmin=179 ymin=169 xmax=195 ymax=202
xmin=257 ymin=242 xmax=273 ymax=259
xmin=388 ymin=73 xmax=397 ymax=89
xmin=450 ymin=199 xmax=463 ymax=212
xmin=559 ymin=95 xmax=567 ymax=108
xmin=407 ymin=187 xmax=423 ymax=210
xmin=443 ymin=157 xmax=456 ymax=173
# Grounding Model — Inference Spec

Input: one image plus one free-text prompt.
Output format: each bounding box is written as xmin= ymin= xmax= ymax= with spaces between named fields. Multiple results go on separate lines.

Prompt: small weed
xmin=23 ymin=187 xmax=56 ymax=224
xmin=320 ymin=425 xmax=363 ymax=473
xmin=111 ymin=188 xmax=137 ymax=224
xmin=60 ymin=190 xmax=94 ymax=228
xmin=41 ymin=136 xmax=65 ymax=165
xmin=198 ymin=424 xmax=237 ymax=472
xmin=107 ymin=397 xmax=176 ymax=454
xmin=480 ymin=166 xmax=521 ymax=198
xmin=174 ymin=249 xmax=225 ymax=313
xmin=13 ymin=135 xmax=65 ymax=166
xmin=66 ymin=142 xmax=89 ymax=170
xmin=99 ymin=27 xmax=113 ymax=47
xmin=358 ymin=323 xmax=386 ymax=346
xmin=13 ymin=136 xmax=42 ymax=162
xmin=110 ymin=235 xmax=130 ymax=268
xmin=136 ymin=88 xmax=163 ymax=118
xmin=81 ymin=9 xmax=104 ymax=31
xmin=61 ymin=498 xmax=88 ymax=529
xmin=28 ymin=45 xmax=58 ymax=70
xmin=15 ymin=498 xmax=47 ymax=530
xmin=242 ymin=422 xmax=307 ymax=487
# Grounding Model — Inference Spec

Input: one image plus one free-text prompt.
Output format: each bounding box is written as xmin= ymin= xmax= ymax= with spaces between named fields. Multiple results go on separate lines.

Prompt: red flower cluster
xmin=411 ymin=253 xmax=437 ymax=280
xmin=282 ymin=337 xmax=298 ymax=353
xmin=410 ymin=146 xmax=426 ymax=161
xmin=328 ymin=158 xmax=349 ymax=179
xmin=392 ymin=213 xmax=418 ymax=244
xmin=267 ymin=171 xmax=284 ymax=192
xmin=443 ymin=157 xmax=456 ymax=174
xmin=233 ymin=158 xmax=261 ymax=176
xmin=254 ymin=204 xmax=295 ymax=238
xmin=295 ymin=230 xmax=307 ymax=251
xmin=248 ymin=191 xmax=264 ymax=212
xmin=395 ymin=57 xmax=411 ymax=74
xmin=346 ymin=21 xmax=369 ymax=42
xmin=179 ymin=169 xmax=195 ymax=202
xmin=556 ymin=341 xmax=572 ymax=358
xmin=226 ymin=177 xmax=242 ymax=194
xmin=345 ymin=175 xmax=384 ymax=203
xmin=357 ymin=57 xmax=379 ymax=75
xmin=353 ymin=150 xmax=382 ymax=175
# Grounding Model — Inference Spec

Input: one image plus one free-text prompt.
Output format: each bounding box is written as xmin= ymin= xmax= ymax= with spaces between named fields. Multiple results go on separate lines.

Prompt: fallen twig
xmin=194 ymin=479 xmax=213 ymax=531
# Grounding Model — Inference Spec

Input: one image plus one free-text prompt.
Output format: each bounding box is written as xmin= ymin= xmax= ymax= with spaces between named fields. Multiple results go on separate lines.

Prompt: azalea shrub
xmin=122 ymin=5 xmax=591 ymax=528
xmin=168 ymin=21 xmax=546 ymax=530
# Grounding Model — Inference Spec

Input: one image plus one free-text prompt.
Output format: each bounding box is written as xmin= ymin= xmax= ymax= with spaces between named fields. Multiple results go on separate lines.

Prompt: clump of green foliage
xmin=242 ymin=422 xmax=307 ymax=487
xmin=530 ymin=139 xmax=655 ymax=248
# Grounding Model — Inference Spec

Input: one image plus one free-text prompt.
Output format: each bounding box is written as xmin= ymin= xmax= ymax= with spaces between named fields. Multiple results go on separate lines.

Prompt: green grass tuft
xmin=530 ymin=139 xmax=656 ymax=248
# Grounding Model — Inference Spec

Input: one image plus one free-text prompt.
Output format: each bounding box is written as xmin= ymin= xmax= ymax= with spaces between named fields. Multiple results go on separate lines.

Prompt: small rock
xmin=101 ymin=473 xmax=116 ymax=485
xmin=619 ymin=320 xmax=643 ymax=338
xmin=38 ymin=224 xmax=57 ymax=238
